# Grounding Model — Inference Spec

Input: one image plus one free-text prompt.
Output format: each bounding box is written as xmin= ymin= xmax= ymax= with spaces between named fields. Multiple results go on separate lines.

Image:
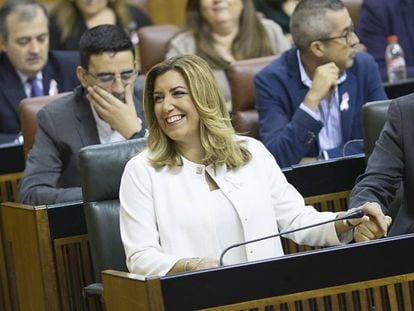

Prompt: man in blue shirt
xmin=255 ymin=0 xmax=387 ymax=168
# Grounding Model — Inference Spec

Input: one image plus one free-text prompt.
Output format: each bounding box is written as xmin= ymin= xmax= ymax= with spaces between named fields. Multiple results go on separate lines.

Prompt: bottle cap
xmin=387 ymin=35 xmax=398 ymax=43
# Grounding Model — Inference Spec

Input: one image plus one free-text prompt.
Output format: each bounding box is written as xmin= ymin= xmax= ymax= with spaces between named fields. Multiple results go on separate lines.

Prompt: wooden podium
xmin=102 ymin=234 xmax=414 ymax=310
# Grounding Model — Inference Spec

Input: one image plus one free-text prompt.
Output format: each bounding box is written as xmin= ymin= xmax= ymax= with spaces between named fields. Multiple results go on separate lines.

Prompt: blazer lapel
xmin=41 ymin=60 xmax=56 ymax=96
xmin=0 ymin=55 xmax=27 ymax=118
xmin=338 ymin=72 xmax=357 ymax=141
xmin=286 ymin=49 xmax=309 ymax=110
xmin=73 ymin=88 xmax=100 ymax=146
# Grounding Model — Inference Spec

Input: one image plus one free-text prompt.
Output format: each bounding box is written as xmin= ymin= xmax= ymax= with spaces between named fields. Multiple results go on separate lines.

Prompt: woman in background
xmin=49 ymin=0 xmax=152 ymax=51
xmin=166 ymin=0 xmax=290 ymax=108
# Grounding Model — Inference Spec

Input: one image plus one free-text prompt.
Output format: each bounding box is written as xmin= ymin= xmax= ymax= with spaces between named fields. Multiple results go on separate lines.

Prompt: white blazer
xmin=120 ymin=136 xmax=342 ymax=277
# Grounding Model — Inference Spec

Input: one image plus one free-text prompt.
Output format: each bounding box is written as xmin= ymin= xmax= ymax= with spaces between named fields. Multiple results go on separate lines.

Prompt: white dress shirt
xmin=297 ymin=51 xmax=347 ymax=158
xmin=89 ymin=103 xmax=126 ymax=144
xmin=120 ymin=136 xmax=343 ymax=277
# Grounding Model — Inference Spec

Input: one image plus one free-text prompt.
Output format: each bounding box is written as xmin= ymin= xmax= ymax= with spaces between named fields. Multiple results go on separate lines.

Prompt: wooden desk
xmin=0 ymin=201 xmax=98 ymax=311
xmin=103 ymin=234 xmax=414 ymax=310
xmin=0 ymin=155 xmax=366 ymax=310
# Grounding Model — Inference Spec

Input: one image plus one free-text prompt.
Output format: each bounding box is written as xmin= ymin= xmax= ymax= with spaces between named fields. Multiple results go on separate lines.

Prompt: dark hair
xmin=78 ymin=24 xmax=135 ymax=70
xmin=0 ymin=0 xmax=48 ymax=40
xmin=290 ymin=0 xmax=344 ymax=51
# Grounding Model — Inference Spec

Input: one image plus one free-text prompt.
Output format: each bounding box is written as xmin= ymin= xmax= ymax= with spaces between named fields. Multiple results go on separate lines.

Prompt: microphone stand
xmin=219 ymin=208 xmax=365 ymax=266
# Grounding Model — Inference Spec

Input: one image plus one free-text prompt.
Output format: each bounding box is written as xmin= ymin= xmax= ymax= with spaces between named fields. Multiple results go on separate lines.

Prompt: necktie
xmin=28 ymin=77 xmax=43 ymax=97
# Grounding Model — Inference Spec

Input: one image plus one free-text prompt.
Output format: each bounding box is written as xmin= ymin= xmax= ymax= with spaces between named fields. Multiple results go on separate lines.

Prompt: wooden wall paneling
xmin=54 ymin=235 xmax=98 ymax=311
xmin=148 ymin=0 xmax=186 ymax=26
xmin=0 ymin=172 xmax=23 ymax=203
xmin=0 ymin=205 xmax=12 ymax=311
xmin=1 ymin=202 xmax=60 ymax=310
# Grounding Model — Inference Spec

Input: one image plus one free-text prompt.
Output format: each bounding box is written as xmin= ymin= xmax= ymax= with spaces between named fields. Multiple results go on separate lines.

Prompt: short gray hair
xmin=290 ymin=0 xmax=345 ymax=51
xmin=0 ymin=0 xmax=48 ymax=40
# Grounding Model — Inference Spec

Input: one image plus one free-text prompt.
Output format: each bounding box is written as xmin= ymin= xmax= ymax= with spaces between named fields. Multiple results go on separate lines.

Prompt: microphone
xmin=219 ymin=208 xmax=365 ymax=266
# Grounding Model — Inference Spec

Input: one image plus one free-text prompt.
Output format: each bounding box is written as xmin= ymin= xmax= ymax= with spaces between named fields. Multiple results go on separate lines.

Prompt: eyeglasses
xmin=315 ymin=23 xmax=355 ymax=45
xmin=87 ymin=69 xmax=138 ymax=87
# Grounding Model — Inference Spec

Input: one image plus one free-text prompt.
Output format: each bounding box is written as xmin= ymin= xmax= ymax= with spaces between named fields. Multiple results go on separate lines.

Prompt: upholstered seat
xmin=19 ymin=92 xmax=71 ymax=157
xmin=138 ymin=24 xmax=180 ymax=74
xmin=361 ymin=99 xmax=392 ymax=158
xmin=78 ymin=138 xmax=147 ymax=297
xmin=342 ymin=0 xmax=363 ymax=28
xmin=228 ymin=56 xmax=277 ymax=139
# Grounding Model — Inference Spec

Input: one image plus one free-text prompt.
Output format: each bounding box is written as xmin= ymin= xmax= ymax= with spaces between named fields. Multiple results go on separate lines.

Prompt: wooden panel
xmin=1 ymin=203 xmax=60 ymax=310
xmin=148 ymin=0 xmax=186 ymax=26
xmin=102 ymin=270 xmax=414 ymax=311
xmin=281 ymin=190 xmax=350 ymax=255
xmin=0 ymin=172 xmax=23 ymax=203
xmin=0 ymin=207 xmax=12 ymax=311
xmin=202 ymin=275 xmax=414 ymax=310
xmin=54 ymin=235 xmax=99 ymax=311
xmin=0 ymin=202 xmax=99 ymax=311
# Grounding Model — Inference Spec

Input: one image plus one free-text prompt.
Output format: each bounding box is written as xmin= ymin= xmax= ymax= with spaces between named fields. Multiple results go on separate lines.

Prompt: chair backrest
xmin=361 ymin=99 xmax=392 ymax=158
xmin=126 ymin=0 xmax=150 ymax=15
xmin=78 ymin=138 xmax=147 ymax=282
xmin=138 ymin=24 xmax=180 ymax=74
xmin=228 ymin=55 xmax=277 ymax=139
xmin=342 ymin=0 xmax=363 ymax=28
xmin=19 ymin=92 xmax=71 ymax=157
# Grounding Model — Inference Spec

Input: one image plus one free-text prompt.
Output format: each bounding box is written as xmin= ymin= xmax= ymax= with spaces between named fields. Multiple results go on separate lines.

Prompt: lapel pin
xmin=48 ymin=79 xmax=58 ymax=96
xmin=340 ymin=92 xmax=349 ymax=111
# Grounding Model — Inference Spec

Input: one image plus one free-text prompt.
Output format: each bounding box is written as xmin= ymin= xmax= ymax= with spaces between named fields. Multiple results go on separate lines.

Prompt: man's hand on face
xmin=87 ymin=84 xmax=142 ymax=139
xmin=303 ymin=62 xmax=340 ymax=111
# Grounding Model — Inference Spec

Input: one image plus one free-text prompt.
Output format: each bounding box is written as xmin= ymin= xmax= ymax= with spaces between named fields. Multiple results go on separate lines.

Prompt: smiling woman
xmin=118 ymin=54 xmax=389 ymax=278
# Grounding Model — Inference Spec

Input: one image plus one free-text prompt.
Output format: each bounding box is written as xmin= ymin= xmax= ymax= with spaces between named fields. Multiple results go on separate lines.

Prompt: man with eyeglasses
xmin=255 ymin=0 xmax=387 ymax=168
xmin=19 ymin=24 xmax=146 ymax=205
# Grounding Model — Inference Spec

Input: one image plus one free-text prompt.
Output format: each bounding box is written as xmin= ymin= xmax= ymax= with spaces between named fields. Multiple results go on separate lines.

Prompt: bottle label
xmin=387 ymin=56 xmax=406 ymax=68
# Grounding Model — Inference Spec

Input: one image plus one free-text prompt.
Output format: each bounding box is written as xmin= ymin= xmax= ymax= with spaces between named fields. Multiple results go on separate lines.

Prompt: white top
xmin=297 ymin=50 xmax=347 ymax=158
xmin=165 ymin=19 xmax=291 ymax=103
xmin=210 ymin=189 xmax=246 ymax=265
xmin=89 ymin=102 xmax=126 ymax=144
xmin=119 ymin=136 xmax=342 ymax=277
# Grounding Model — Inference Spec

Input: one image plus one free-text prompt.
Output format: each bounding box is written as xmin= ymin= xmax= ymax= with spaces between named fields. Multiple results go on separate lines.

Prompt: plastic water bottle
xmin=385 ymin=35 xmax=407 ymax=82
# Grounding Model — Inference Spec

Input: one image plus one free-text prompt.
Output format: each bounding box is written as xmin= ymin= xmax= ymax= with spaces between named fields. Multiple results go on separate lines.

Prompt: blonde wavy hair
xmin=143 ymin=55 xmax=252 ymax=169
xmin=51 ymin=0 xmax=131 ymax=43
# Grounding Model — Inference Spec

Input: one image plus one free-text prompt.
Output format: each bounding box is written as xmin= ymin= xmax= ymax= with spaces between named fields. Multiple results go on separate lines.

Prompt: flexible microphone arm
xmin=219 ymin=208 xmax=365 ymax=266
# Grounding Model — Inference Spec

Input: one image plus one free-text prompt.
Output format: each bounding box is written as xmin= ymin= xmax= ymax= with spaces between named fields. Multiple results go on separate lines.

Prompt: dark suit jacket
xmin=357 ymin=0 xmax=414 ymax=81
xmin=255 ymin=48 xmax=387 ymax=168
xmin=19 ymin=79 xmax=146 ymax=206
xmin=350 ymin=93 xmax=414 ymax=236
xmin=0 ymin=51 xmax=80 ymax=143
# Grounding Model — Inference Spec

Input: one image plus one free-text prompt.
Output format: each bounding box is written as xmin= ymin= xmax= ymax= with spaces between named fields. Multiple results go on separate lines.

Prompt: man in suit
xmin=357 ymin=0 xmax=414 ymax=81
xmin=0 ymin=0 xmax=79 ymax=143
xmin=255 ymin=0 xmax=387 ymax=168
xmin=349 ymin=93 xmax=414 ymax=238
xmin=19 ymin=24 xmax=147 ymax=205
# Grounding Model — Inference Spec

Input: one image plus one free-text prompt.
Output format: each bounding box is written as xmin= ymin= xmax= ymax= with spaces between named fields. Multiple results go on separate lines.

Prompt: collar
xmin=18 ymin=70 xmax=43 ymax=84
xmin=296 ymin=50 xmax=347 ymax=88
